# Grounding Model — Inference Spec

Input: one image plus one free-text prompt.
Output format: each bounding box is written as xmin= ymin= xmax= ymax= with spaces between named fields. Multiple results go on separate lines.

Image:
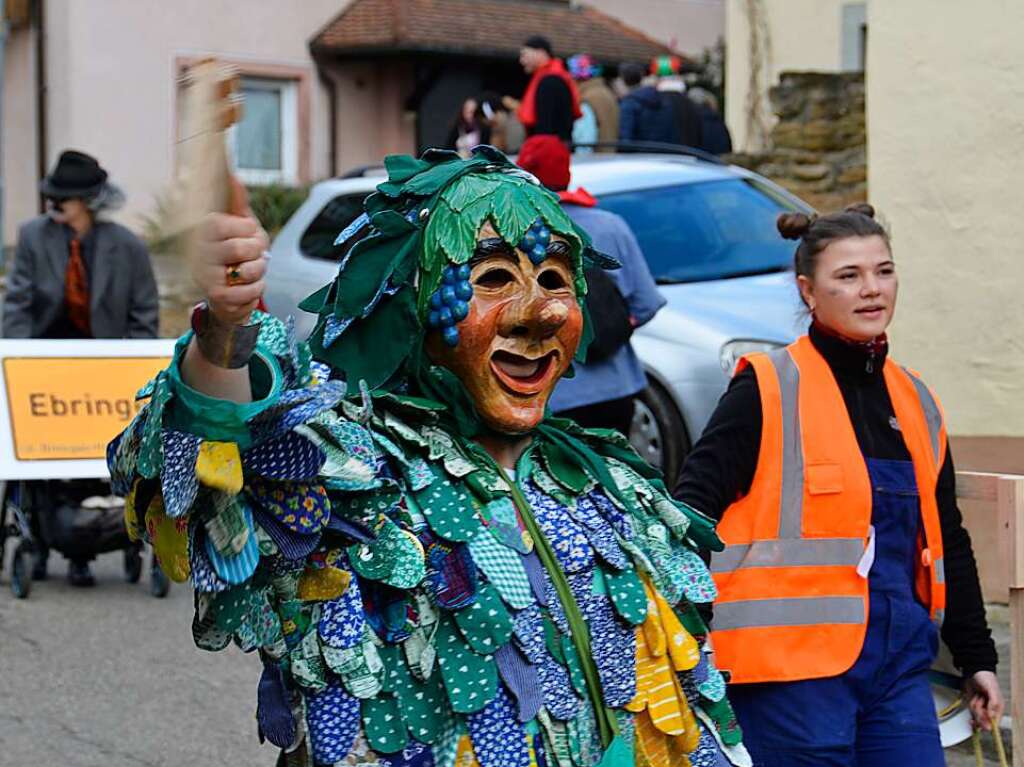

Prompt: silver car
xmin=264 ymin=153 xmax=812 ymax=486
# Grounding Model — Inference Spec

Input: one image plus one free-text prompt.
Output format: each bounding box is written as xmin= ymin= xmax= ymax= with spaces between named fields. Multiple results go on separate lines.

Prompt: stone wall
xmin=729 ymin=71 xmax=866 ymax=212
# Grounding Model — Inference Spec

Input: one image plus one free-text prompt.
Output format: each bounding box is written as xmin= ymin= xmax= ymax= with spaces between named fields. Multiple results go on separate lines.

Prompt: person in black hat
xmin=5 ymin=149 xmax=159 ymax=586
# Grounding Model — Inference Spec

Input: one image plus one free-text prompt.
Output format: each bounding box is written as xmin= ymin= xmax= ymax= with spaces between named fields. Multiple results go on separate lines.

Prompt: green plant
xmin=246 ymin=184 xmax=309 ymax=237
xmin=139 ymin=190 xmax=181 ymax=256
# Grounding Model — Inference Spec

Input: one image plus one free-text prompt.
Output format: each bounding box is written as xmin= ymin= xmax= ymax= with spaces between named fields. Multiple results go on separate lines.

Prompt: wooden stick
xmin=998 ymin=476 xmax=1024 ymax=767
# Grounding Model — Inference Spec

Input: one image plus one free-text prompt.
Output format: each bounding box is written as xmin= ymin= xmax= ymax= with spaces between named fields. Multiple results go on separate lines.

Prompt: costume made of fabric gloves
xmin=111 ymin=143 xmax=750 ymax=767
xmin=109 ymin=314 xmax=748 ymax=767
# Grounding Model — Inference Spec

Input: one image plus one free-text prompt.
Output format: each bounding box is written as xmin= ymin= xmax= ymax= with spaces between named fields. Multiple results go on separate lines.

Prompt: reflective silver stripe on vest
xmin=903 ymin=367 xmax=943 ymax=466
xmin=711 ymin=537 xmax=866 ymax=573
xmin=713 ymin=596 xmax=866 ymax=631
xmin=934 ymin=556 xmax=945 ymax=584
xmin=768 ymin=348 xmax=804 ymax=539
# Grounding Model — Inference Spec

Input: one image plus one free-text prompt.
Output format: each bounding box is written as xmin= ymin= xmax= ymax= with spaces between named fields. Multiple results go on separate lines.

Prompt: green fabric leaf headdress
xmin=302 ymin=146 xmax=616 ymax=396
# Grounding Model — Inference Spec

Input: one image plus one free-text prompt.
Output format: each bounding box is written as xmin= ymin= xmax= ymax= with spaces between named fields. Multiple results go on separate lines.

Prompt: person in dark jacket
xmin=651 ymin=55 xmax=703 ymax=148
xmin=675 ymin=205 xmax=1002 ymax=765
xmin=689 ymin=87 xmax=733 ymax=156
xmin=5 ymin=150 xmax=159 ymax=585
xmin=617 ymin=61 xmax=676 ymax=146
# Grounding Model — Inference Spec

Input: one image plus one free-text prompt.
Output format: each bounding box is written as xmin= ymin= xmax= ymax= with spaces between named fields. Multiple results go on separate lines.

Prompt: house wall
xmin=867 ymin=1 xmax=1024 ymax=440
xmin=584 ymin=0 xmax=725 ymax=56
xmin=724 ymin=0 xmax=849 ymax=151
xmin=327 ymin=61 xmax=417 ymax=175
xmin=3 ymin=0 xmax=344 ymax=242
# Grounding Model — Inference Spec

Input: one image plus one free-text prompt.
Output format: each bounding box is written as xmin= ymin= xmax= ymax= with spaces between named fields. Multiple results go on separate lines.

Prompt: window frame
xmin=229 ymin=76 xmax=299 ymax=187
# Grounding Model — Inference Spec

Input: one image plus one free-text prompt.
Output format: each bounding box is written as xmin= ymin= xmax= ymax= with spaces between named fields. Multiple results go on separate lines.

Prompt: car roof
xmin=568 ymin=153 xmax=741 ymax=195
xmin=310 ymin=153 xmax=748 ymax=201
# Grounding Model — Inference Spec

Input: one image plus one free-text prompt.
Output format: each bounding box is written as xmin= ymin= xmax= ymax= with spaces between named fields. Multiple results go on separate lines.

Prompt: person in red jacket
xmin=507 ymin=35 xmax=581 ymax=143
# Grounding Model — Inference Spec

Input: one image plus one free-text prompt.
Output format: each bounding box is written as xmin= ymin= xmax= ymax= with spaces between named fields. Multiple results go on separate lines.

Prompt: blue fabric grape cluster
xmin=519 ymin=219 xmax=552 ymax=265
xmin=427 ymin=264 xmax=473 ymax=346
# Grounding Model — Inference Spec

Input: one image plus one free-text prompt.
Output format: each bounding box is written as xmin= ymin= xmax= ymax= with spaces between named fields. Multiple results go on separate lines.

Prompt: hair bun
xmin=777 ymin=212 xmax=814 ymax=240
xmin=844 ymin=202 xmax=876 ymax=219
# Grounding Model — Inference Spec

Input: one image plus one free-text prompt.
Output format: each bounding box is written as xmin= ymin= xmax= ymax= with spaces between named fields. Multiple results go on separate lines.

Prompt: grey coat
xmin=3 ymin=216 xmax=159 ymax=339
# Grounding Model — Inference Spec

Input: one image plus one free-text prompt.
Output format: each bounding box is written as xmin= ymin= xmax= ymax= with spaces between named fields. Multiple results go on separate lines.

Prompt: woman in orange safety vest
xmin=674 ymin=204 xmax=1003 ymax=766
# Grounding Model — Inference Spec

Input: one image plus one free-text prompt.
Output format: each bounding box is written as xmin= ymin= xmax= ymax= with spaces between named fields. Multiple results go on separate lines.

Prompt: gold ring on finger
xmin=226 ymin=263 xmax=243 ymax=286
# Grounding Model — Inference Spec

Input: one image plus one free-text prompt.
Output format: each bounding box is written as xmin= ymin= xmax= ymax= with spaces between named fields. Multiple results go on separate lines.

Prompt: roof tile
xmin=312 ymin=0 xmax=675 ymax=62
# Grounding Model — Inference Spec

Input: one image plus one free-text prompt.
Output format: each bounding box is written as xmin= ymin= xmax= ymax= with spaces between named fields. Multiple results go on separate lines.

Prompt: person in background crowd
xmin=508 ymin=35 xmax=581 ymax=142
xmin=567 ymin=53 xmax=619 ymax=153
xmin=689 ymin=87 xmax=733 ymax=156
xmin=481 ymin=91 xmax=525 ymax=154
xmin=674 ymin=205 xmax=1003 ymax=765
xmin=517 ymin=134 xmax=665 ymax=435
xmin=4 ymin=149 xmax=159 ymax=585
xmin=618 ymin=61 xmax=676 ymax=146
xmin=445 ymin=97 xmax=490 ymax=159
xmin=652 ymin=55 xmax=703 ymax=149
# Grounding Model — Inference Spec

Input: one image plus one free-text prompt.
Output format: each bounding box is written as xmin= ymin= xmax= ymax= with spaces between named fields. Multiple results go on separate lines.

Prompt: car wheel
xmin=11 ymin=540 xmax=32 ymax=599
xmin=630 ymin=382 xmax=691 ymax=488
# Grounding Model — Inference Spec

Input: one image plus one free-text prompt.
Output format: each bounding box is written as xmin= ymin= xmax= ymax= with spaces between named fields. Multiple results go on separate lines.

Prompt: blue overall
xmin=728 ymin=459 xmax=945 ymax=766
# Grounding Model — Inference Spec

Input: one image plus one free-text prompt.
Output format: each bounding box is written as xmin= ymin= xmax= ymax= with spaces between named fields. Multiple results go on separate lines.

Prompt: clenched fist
xmin=190 ymin=178 xmax=270 ymax=326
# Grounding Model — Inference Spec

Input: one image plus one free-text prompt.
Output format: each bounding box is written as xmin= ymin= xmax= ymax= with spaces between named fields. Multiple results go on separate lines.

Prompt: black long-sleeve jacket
xmin=675 ymin=324 xmax=997 ymax=677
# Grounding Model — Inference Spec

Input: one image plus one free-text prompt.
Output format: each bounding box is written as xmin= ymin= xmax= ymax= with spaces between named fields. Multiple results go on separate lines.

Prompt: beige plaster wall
xmin=724 ymin=0 xmax=844 ymax=151
xmin=328 ymin=61 xmax=417 ymax=176
xmin=867 ymin=1 xmax=1024 ymax=438
xmin=6 ymin=0 xmax=344 ymax=241
xmin=584 ymin=0 xmax=724 ymax=56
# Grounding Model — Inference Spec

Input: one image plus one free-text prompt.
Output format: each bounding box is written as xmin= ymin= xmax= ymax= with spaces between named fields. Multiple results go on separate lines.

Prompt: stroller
xmin=0 ymin=478 xmax=170 ymax=599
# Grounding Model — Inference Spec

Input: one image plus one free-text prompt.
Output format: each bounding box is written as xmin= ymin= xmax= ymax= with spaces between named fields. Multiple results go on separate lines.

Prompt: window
xmin=230 ymin=77 xmax=298 ymax=186
xmin=597 ymin=180 xmax=799 ymax=284
xmin=299 ymin=194 xmax=367 ymax=261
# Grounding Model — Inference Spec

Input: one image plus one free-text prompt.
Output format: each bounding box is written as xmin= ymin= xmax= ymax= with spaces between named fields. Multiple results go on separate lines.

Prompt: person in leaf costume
xmin=108 ymin=147 xmax=751 ymax=767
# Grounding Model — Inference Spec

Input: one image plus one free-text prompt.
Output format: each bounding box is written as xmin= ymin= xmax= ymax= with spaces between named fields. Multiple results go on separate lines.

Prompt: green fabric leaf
xmin=489 ymin=182 xmax=537 ymax=247
xmin=361 ymin=694 xmax=409 ymax=753
xmin=595 ymin=735 xmax=634 ymax=767
xmin=466 ymin=528 xmax=533 ymax=609
xmin=413 ymin=468 xmax=482 ymax=542
xmin=603 ymin=567 xmax=649 ymax=626
xmin=440 ymin=173 xmax=502 ymax=213
xmin=538 ymin=438 xmax=592 ymax=495
xmin=560 ymin=634 xmax=587 ymax=696
xmin=384 ymin=153 xmax=433 ymax=184
xmin=310 ymin=288 xmax=419 ymax=390
xmin=335 ymin=224 xmax=419 ymax=319
xmin=701 ymin=696 xmax=744 ymax=746
xmin=452 ymin=581 xmax=513 ymax=654
xmin=298 ymin=281 xmax=333 ymax=314
xmin=435 ymin=613 xmax=497 ymax=714
xmin=347 ymin=516 xmax=425 ymax=588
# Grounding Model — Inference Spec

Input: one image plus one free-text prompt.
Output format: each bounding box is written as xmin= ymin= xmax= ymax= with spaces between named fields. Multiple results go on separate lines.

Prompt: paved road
xmin=1 ymin=544 xmax=1008 ymax=766
xmin=0 ymin=545 xmax=268 ymax=766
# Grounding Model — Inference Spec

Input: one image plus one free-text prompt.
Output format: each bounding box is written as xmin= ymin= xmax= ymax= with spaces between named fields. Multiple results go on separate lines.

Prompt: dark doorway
xmin=413 ymin=56 xmax=529 ymax=152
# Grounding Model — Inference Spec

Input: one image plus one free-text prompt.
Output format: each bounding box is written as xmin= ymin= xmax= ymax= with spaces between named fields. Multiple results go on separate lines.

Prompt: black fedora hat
xmin=39 ymin=150 xmax=109 ymax=199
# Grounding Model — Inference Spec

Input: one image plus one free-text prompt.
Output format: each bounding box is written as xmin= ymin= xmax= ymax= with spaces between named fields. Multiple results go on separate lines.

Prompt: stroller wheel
xmin=150 ymin=555 xmax=170 ymax=598
xmin=11 ymin=541 xmax=32 ymax=599
xmin=124 ymin=546 xmax=143 ymax=584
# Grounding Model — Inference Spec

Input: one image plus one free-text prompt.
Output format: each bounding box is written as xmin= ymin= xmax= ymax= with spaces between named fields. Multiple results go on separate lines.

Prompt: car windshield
xmin=597 ymin=179 xmax=800 ymax=283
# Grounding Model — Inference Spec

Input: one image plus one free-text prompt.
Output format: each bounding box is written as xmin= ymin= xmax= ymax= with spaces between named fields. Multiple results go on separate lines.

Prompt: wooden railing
xmin=957 ymin=471 xmax=1024 ymax=766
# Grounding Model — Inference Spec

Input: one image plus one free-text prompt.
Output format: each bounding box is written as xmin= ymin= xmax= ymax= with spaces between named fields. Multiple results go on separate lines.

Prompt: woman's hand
xmin=964 ymin=670 xmax=1004 ymax=732
xmin=191 ymin=178 xmax=269 ymax=325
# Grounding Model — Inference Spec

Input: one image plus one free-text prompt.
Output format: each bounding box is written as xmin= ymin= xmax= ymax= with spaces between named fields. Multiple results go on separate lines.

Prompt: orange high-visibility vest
xmin=710 ymin=335 xmax=948 ymax=684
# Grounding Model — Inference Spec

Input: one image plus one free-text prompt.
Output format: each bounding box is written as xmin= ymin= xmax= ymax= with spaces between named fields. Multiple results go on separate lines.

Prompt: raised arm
xmin=180 ymin=181 xmax=269 ymax=403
